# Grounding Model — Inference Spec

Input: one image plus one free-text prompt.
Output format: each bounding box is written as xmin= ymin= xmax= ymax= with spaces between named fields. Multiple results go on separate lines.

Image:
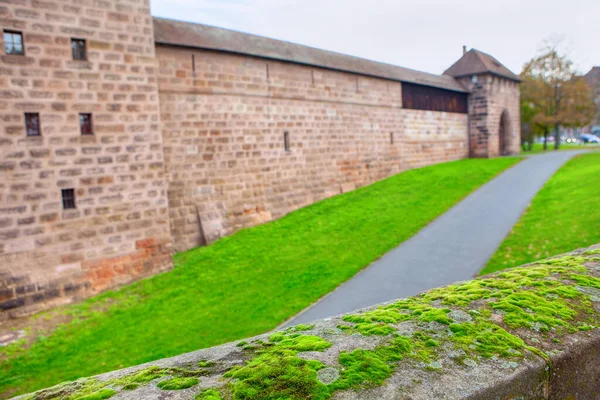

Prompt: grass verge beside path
xmin=523 ymin=142 xmax=599 ymax=154
xmin=0 ymin=157 xmax=519 ymax=397
xmin=482 ymin=153 xmax=600 ymax=275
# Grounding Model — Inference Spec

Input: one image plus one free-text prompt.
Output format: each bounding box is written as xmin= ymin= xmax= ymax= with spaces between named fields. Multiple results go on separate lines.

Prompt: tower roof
xmin=444 ymin=49 xmax=521 ymax=82
xmin=585 ymin=67 xmax=600 ymax=85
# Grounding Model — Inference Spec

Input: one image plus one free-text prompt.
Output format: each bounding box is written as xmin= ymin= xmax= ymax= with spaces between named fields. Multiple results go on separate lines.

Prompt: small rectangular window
xmin=284 ymin=131 xmax=290 ymax=152
xmin=3 ymin=30 xmax=24 ymax=55
xmin=71 ymin=38 xmax=87 ymax=60
xmin=62 ymin=189 xmax=76 ymax=210
xmin=390 ymin=132 xmax=394 ymax=145
xmin=25 ymin=113 xmax=41 ymax=136
xmin=79 ymin=113 xmax=93 ymax=135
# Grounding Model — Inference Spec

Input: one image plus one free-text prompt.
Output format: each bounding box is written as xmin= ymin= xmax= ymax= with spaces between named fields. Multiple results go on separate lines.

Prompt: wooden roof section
xmin=153 ymin=17 xmax=468 ymax=93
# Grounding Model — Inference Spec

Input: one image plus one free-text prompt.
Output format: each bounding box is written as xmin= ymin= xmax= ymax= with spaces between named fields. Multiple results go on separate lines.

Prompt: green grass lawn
xmin=522 ymin=142 xmax=599 ymax=154
xmin=0 ymin=157 xmax=519 ymax=397
xmin=482 ymin=153 xmax=600 ymax=275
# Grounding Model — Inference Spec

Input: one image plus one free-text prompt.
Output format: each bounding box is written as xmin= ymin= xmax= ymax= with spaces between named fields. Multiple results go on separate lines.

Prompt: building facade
xmin=0 ymin=0 xmax=521 ymax=316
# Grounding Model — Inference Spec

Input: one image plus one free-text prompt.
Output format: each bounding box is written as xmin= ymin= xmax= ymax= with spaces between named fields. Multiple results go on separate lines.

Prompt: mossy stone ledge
xmin=15 ymin=245 xmax=600 ymax=400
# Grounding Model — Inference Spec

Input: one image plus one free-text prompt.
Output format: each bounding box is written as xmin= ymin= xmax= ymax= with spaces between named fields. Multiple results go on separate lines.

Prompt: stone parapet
xmin=16 ymin=245 xmax=600 ymax=399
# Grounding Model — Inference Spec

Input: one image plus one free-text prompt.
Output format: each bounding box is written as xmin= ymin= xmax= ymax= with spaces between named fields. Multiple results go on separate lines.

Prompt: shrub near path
xmin=483 ymin=153 xmax=600 ymax=275
xmin=0 ymin=157 xmax=519 ymax=397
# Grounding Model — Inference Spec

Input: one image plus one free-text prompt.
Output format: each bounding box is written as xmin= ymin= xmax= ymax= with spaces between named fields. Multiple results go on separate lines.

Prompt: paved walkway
xmin=287 ymin=151 xmax=587 ymax=325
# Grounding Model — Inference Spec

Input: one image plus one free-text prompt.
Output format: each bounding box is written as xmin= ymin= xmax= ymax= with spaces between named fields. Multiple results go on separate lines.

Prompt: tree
xmin=520 ymin=98 xmax=542 ymax=151
xmin=520 ymin=42 xmax=595 ymax=150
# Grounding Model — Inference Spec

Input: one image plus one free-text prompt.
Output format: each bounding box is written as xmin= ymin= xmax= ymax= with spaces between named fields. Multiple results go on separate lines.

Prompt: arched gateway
xmin=499 ymin=110 xmax=511 ymax=156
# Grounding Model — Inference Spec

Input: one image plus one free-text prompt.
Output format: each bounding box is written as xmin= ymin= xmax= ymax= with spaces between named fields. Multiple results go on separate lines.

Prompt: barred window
xmin=62 ymin=189 xmax=76 ymax=210
xmin=4 ymin=30 xmax=24 ymax=55
xmin=71 ymin=38 xmax=87 ymax=60
xmin=79 ymin=113 xmax=93 ymax=135
xmin=25 ymin=113 xmax=41 ymax=136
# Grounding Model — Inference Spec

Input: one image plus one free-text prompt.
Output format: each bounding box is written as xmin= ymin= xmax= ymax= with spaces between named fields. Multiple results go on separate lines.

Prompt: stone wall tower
xmin=445 ymin=49 xmax=521 ymax=158
xmin=0 ymin=0 xmax=172 ymax=316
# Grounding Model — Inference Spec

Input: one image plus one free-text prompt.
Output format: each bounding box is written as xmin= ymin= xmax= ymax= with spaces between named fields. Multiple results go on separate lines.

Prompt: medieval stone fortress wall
xmin=0 ymin=0 xmax=521 ymax=316
xmin=156 ymin=44 xmax=469 ymax=250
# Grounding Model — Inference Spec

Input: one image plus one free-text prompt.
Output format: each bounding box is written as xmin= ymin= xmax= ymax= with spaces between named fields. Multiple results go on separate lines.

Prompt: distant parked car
xmin=579 ymin=134 xmax=600 ymax=143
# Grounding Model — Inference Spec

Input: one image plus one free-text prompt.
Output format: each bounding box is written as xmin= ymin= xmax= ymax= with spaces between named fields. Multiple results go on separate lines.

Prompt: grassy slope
xmin=0 ymin=157 xmax=519 ymax=396
xmin=482 ymin=153 xmax=600 ymax=275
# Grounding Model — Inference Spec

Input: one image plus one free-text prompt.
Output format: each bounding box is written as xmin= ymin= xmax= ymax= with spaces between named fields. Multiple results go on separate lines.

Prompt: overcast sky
xmin=150 ymin=0 xmax=599 ymax=76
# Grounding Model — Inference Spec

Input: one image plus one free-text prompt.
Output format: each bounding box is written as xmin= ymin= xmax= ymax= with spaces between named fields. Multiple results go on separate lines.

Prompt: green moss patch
xmin=288 ymin=324 xmax=316 ymax=332
xmin=24 ymin=365 xmax=209 ymax=399
xmin=197 ymin=360 xmax=215 ymax=368
xmin=21 ymin=378 xmax=118 ymax=400
xmin=333 ymin=349 xmax=392 ymax=389
xmin=449 ymin=321 xmax=529 ymax=358
xmin=157 ymin=377 xmax=199 ymax=390
xmin=339 ymin=254 xmax=600 ymax=365
xmin=196 ymin=388 xmax=223 ymax=399
xmin=225 ymin=333 xmax=332 ymax=400
xmin=76 ymin=388 xmax=117 ymax=400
